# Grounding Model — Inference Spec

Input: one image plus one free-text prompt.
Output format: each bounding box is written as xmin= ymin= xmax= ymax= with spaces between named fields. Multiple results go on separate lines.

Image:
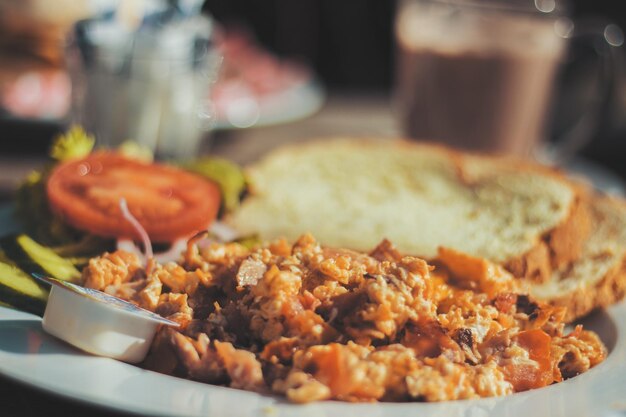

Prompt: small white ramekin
xmin=34 ymin=273 xmax=179 ymax=363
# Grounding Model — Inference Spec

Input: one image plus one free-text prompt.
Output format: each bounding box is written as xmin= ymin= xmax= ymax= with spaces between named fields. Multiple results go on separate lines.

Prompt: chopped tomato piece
xmin=504 ymin=329 xmax=553 ymax=391
xmin=46 ymin=152 xmax=221 ymax=242
xmin=402 ymin=320 xmax=459 ymax=358
xmin=494 ymin=293 xmax=517 ymax=314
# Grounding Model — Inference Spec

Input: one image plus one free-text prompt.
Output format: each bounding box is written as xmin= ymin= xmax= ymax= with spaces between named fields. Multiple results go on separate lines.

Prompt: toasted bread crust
xmin=241 ymin=138 xmax=591 ymax=284
xmin=505 ymin=240 xmax=551 ymax=283
xmin=506 ymin=190 xmax=591 ymax=283
xmin=549 ymin=255 xmax=626 ymax=323
xmin=234 ymin=138 xmax=625 ymax=322
xmin=546 ymin=190 xmax=591 ymax=270
xmin=439 ymin=138 xmax=592 ymax=285
xmin=547 ymin=196 xmax=626 ymax=322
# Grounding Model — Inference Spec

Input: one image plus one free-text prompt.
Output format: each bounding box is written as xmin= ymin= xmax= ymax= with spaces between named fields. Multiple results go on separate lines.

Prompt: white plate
xmin=213 ymin=80 xmax=326 ymax=130
xmin=564 ymin=156 xmax=626 ymax=197
xmin=1 ymin=297 xmax=626 ymax=417
xmin=1 ymin=212 xmax=626 ymax=417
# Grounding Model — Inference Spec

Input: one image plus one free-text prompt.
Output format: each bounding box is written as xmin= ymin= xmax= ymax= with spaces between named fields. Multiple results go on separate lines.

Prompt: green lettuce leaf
xmin=49 ymin=125 xmax=95 ymax=162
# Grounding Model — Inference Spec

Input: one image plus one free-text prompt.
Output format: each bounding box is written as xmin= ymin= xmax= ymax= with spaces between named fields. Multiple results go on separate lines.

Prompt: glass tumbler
xmin=394 ymin=0 xmax=622 ymax=160
xmin=66 ymin=13 xmax=220 ymax=160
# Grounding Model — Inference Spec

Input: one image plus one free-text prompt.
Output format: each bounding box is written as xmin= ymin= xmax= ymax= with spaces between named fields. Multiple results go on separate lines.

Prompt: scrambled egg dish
xmin=82 ymin=234 xmax=605 ymax=402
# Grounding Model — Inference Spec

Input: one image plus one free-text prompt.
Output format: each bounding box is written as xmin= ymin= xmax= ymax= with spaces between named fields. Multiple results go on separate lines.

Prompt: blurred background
xmin=1 ymin=0 xmax=626 ymax=185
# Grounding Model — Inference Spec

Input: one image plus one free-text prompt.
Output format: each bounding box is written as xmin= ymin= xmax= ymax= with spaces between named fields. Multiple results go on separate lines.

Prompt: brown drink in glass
xmin=395 ymin=0 xmax=568 ymax=156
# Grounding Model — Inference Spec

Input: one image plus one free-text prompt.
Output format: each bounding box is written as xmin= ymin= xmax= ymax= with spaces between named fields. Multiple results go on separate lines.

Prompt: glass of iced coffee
xmin=394 ymin=0 xmax=619 ymax=158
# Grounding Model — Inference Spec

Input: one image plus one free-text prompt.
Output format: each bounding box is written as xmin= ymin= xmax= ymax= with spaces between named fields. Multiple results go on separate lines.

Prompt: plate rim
xmin=1 ymin=303 xmax=626 ymax=417
xmin=1 ymin=182 xmax=626 ymax=416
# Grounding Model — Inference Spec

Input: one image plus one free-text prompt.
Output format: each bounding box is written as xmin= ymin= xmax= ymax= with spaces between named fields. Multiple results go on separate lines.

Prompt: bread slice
xmin=530 ymin=196 xmax=626 ymax=322
xmin=228 ymin=138 xmax=590 ymax=285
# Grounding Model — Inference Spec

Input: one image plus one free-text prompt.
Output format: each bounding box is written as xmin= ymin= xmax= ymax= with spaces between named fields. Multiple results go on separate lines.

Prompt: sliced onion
xmin=209 ymin=221 xmax=239 ymax=242
xmin=116 ymin=201 xmax=239 ymax=264
xmin=153 ymin=239 xmax=188 ymax=264
xmin=116 ymin=239 xmax=144 ymax=260
xmin=117 ymin=238 xmax=188 ymax=264
xmin=119 ymin=198 xmax=153 ymax=260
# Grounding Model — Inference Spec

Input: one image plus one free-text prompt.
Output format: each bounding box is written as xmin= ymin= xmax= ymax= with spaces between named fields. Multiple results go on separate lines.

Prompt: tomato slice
xmin=46 ymin=152 xmax=221 ymax=242
xmin=503 ymin=329 xmax=553 ymax=391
